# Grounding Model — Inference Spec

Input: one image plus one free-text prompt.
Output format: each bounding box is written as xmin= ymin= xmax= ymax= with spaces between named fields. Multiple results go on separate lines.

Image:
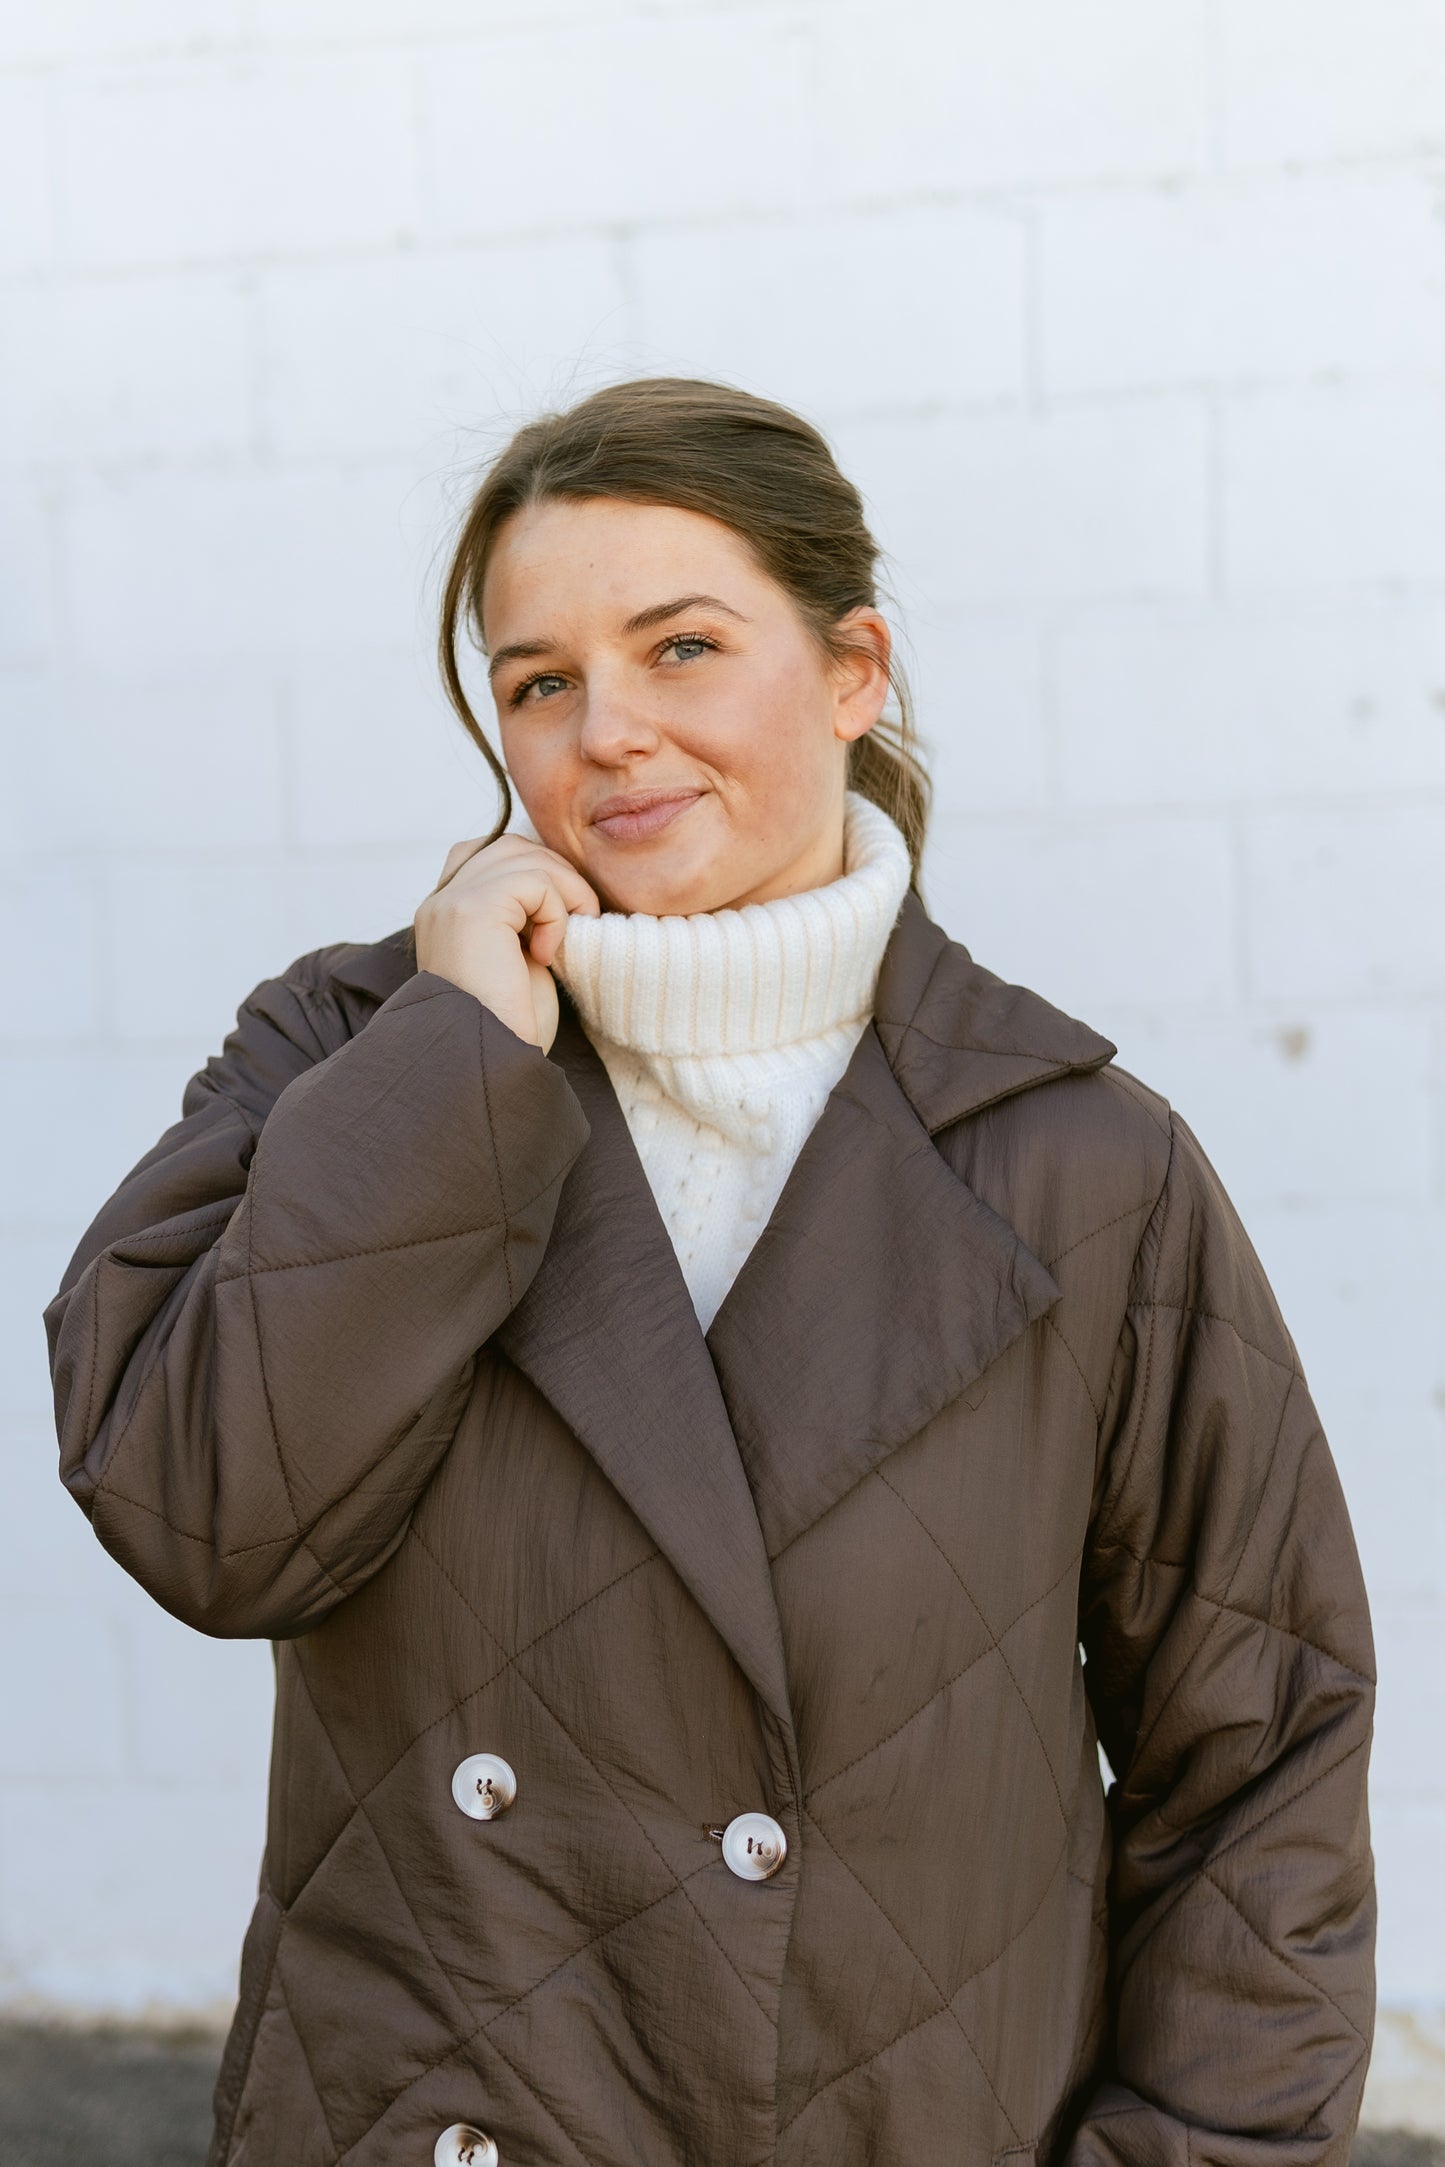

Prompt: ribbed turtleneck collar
xmin=551 ymin=791 xmax=912 ymax=1065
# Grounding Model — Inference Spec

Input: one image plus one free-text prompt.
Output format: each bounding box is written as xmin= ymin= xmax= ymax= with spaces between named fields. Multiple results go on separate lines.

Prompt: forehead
xmin=480 ymin=497 xmax=774 ymax=640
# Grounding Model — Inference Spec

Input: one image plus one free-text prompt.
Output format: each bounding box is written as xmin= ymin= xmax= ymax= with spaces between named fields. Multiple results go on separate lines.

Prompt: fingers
xmin=428 ymin=836 xmax=488 ymax=896
xmin=509 ymin=869 xmax=577 ymax=971
xmin=539 ymin=850 xmax=602 ymax=920
xmin=416 ymin=833 xmax=602 ymax=1019
xmin=433 ymin=832 xmax=601 ymax=919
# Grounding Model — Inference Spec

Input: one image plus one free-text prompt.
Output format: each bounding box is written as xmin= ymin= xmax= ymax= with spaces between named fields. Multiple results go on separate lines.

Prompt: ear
xmin=829 ymin=607 xmax=893 ymax=745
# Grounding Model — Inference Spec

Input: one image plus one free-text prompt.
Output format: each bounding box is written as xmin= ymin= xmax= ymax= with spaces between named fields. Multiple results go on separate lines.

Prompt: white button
xmin=451 ymin=1754 xmax=516 ymax=1821
xmin=434 ymin=2126 xmax=498 ymax=2167
xmin=720 ymin=1811 xmax=787 ymax=1881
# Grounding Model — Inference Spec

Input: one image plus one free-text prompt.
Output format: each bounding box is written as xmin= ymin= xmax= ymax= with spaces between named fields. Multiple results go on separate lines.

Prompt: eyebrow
xmin=486 ymin=639 xmax=555 ymax=680
xmin=486 ymin=593 xmax=748 ymax=679
xmin=620 ymin=592 xmax=749 ymax=636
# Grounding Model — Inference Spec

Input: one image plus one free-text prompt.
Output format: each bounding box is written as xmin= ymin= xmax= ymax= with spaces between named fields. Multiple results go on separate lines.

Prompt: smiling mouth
xmin=588 ymin=790 xmax=702 ymax=843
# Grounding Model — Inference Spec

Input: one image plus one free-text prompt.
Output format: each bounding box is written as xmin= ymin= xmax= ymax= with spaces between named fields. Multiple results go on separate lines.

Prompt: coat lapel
xmin=330 ymin=936 xmax=795 ymax=1733
xmin=703 ymin=889 xmax=1119 ymax=1557
xmin=491 ymin=993 xmax=797 ymax=1737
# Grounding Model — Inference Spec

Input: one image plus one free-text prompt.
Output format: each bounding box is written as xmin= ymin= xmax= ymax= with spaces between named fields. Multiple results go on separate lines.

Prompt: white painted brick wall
xmin=631 ymin=203 xmax=1029 ymax=415
xmin=59 ymin=55 xmax=421 ymax=266
xmin=419 ymin=14 xmax=814 ymax=236
xmin=1226 ymin=384 xmax=1445 ymax=588
xmin=1037 ymin=170 xmax=1444 ymax=390
xmin=1 ymin=0 xmax=1441 ymax=2127
xmin=1217 ymin=0 xmax=1445 ymax=165
xmin=839 ymin=403 xmax=1213 ymax=607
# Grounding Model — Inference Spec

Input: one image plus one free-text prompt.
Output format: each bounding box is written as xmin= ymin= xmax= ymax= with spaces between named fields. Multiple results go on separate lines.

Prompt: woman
xmin=43 ymin=378 xmax=1375 ymax=2167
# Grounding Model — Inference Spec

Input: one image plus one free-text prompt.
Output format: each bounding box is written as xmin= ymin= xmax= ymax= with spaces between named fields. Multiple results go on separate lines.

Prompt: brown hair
xmin=435 ymin=376 xmax=932 ymax=888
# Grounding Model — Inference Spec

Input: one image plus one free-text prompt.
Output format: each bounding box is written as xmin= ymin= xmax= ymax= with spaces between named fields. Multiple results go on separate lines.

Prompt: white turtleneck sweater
xmin=551 ymin=790 xmax=913 ymax=1332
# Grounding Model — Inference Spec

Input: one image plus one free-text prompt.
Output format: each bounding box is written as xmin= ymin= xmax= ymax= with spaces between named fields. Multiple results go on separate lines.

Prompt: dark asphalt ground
xmin=0 ymin=2024 xmax=1441 ymax=2166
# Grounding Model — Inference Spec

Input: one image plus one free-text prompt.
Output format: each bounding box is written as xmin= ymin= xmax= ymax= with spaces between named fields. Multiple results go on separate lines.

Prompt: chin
xmin=594 ymin=856 xmax=732 ymax=918
xmin=601 ymin=878 xmax=711 ymax=918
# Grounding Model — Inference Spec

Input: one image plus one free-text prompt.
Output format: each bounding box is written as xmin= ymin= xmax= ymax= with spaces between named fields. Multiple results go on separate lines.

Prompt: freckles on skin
xmin=480 ymin=497 xmax=890 ymax=915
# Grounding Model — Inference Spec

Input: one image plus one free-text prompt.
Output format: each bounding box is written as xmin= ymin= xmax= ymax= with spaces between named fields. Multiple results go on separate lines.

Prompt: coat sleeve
xmin=1069 ymin=1107 xmax=1376 ymax=2166
xmin=42 ymin=956 xmax=591 ymax=1641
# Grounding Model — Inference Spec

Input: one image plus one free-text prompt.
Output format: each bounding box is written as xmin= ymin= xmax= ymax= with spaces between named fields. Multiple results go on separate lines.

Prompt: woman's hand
xmin=415 ymin=833 xmax=601 ymax=1053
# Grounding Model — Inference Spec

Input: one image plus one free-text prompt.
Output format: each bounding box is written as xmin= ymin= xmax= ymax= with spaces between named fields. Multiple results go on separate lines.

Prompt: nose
xmin=576 ymin=678 xmax=662 ymax=765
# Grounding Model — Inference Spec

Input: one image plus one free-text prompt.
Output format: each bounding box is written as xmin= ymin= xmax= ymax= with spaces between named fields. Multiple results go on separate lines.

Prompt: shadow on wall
xmin=0 ymin=2025 xmax=1440 ymax=2167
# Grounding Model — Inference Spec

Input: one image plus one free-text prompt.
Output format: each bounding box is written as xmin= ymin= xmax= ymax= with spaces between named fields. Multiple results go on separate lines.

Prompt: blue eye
xmin=509 ymin=671 xmax=568 ymax=708
xmin=662 ymin=633 xmax=717 ymax=663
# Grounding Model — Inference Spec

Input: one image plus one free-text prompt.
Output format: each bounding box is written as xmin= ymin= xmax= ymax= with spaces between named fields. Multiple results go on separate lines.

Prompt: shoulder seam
xmin=1097 ymin=1062 xmax=1172 ymax=1141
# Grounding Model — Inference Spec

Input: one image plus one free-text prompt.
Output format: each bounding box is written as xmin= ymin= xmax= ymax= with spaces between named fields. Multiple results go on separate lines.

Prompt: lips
xmin=587 ymin=789 xmax=702 ymax=843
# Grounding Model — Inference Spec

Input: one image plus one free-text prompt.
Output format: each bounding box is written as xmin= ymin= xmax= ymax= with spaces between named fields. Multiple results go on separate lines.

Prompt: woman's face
xmin=479 ymin=496 xmax=891 ymax=915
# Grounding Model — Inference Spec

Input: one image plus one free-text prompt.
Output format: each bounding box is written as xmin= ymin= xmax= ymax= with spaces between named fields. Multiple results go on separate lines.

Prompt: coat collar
xmin=868 ymin=887 xmax=1117 ymax=1133
xmin=329 ymin=890 xmax=1116 ymax=1737
xmin=328 ymin=920 xmax=418 ymax=1006
xmin=327 ymin=887 xmax=1117 ymax=1132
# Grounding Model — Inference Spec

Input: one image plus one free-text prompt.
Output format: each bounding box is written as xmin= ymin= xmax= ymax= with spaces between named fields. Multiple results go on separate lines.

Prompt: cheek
xmin=685 ymin=649 xmax=836 ymax=784
xmin=499 ymin=720 xmax=574 ymax=818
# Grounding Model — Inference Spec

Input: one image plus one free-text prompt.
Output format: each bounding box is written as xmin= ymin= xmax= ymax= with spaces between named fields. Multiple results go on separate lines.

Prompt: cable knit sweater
xmin=551 ymin=790 xmax=913 ymax=1332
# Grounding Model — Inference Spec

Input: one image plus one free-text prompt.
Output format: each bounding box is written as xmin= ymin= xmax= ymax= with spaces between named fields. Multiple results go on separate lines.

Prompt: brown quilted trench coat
xmin=43 ymin=887 xmax=1377 ymax=2167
